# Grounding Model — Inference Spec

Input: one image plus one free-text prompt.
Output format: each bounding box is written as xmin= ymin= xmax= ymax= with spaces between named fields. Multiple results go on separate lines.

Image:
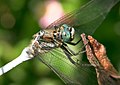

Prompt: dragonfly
xmin=28 ymin=0 xmax=120 ymax=85
xmin=32 ymin=23 xmax=82 ymax=64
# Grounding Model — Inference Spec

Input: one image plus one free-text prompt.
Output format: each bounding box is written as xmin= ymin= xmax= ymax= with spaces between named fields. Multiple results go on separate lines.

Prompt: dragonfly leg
xmin=61 ymin=44 xmax=87 ymax=65
xmin=63 ymin=43 xmax=86 ymax=56
xmin=61 ymin=44 xmax=86 ymax=65
xmin=61 ymin=45 xmax=76 ymax=64
xmin=67 ymin=38 xmax=82 ymax=45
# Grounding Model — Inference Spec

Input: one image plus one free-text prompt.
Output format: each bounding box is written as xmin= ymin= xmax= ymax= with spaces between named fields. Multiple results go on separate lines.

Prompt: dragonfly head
xmin=61 ymin=24 xmax=75 ymax=42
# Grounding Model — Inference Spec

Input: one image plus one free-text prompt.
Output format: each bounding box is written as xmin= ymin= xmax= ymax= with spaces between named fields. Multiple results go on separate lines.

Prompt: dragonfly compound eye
xmin=61 ymin=30 xmax=70 ymax=42
xmin=61 ymin=24 xmax=75 ymax=42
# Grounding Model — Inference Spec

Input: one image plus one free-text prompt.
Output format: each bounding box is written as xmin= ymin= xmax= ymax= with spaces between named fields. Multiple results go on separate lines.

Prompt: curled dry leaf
xmin=81 ymin=33 xmax=120 ymax=85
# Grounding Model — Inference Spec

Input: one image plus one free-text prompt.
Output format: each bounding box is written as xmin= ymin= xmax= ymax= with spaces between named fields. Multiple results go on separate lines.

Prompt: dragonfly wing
xmin=46 ymin=0 xmax=119 ymax=34
xmin=37 ymin=48 xmax=98 ymax=85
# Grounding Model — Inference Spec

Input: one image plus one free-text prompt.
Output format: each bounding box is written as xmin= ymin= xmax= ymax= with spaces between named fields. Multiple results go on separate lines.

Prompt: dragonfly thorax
xmin=54 ymin=24 xmax=75 ymax=43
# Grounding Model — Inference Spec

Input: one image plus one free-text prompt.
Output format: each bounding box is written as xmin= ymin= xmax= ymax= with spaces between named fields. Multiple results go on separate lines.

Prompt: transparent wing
xmin=37 ymin=48 xmax=98 ymax=85
xmin=46 ymin=0 xmax=119 ymax=35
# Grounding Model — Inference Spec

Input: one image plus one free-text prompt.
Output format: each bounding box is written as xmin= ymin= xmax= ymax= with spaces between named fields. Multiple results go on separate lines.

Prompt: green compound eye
xmin=62 ymin=30 xmax=71 ymax=42
xmin=61 ymin=24 xmax=74 ymax=42
xmin=62 ymin=24 xmax=70 ymax=42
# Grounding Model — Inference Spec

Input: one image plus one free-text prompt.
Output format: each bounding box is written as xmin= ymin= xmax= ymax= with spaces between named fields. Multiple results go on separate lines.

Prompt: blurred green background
xmin=0 ymin=0 xmax=120 ymax=85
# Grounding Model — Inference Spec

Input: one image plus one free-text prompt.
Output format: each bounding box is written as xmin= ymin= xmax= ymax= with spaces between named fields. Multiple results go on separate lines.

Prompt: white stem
xmin=0 ymin=47 xmax=33 ymax=76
